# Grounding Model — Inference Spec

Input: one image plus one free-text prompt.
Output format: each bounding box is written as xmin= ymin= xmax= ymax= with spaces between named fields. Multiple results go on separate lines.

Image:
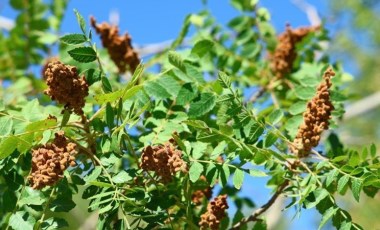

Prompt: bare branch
xmin=230 ymin=180 xmax=289 ymax=230
xmin=344 ymin=91 xmax=380 ymax=120
xmin=291 ymin=0 xmax=321 ymax=26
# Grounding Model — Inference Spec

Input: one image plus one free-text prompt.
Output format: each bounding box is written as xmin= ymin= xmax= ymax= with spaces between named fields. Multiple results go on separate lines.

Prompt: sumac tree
xmin=0 ymin=1 xmax=378 ymax=229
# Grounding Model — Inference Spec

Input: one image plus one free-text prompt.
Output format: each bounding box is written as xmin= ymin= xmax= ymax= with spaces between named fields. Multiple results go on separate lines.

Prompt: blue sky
xmin=1 ymin=0 xmax=333 ymax=229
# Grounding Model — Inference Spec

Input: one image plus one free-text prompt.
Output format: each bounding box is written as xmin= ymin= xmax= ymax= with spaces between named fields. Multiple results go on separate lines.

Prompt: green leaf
xmin=188 ymin=93 xmax=216 ymax=118
xmin=49 ymin=196 xmax=76 ymax=212
xmin=61 ymin=110 xmax=71 ymax=128
xmin=0 ymin=136 xmax=18 ymax=159
xmin=305 ymin=188 xmax=329 ymax=209
xmin=219 ymin=164 xmax=231 ymax=187
xmin=325 ymin=168 xmax=338 ymax=187
xmin=337 ymin=174 xmax=349 ymax=194
xmin=370 ymin=144 xmax=377 ymax=158
xmin=60 ymin=33 xmax=87 ymax=44
xmin=233 ymin=168 xmax=244 ymax=190
xmin=41 ymin=217 xmax=69 ymax=230
xmin=191 ymin=142 xmax=207 ymax=160
xmin=351 ymin=178 xmax=362 ymax=202
xmin=105 ymin=103 xmax=114 ymax=129
xmin=101 ymin=77 xmax=113 ymax=93
xmin=318 ymin=207 xmax=338 ymax=230
xmin=0 ymin=116 xmax=13 ymax=136
xmin=289 ymin=101 xmax=306 ymax=115
xmin=85 ymin=166 xmax=102 ymax=183
xmin=294 ymin=86 xmax=315 ymax=100
xmin=74 ymin=9 xmax=86 ymax=34
xmin=249 ymin=169 xmax=267 ymax=177
xmin=85 ymin=68 xmax=103 ymax=85
xmin=112 ymin=170 xmax=132 ymax=184
xmin=268 ymin=109 xmax=284 ymax=125
xmin=192 ymin=39 xmax=214 ymax=57
xmin=189 ymin=162 xmax=204 ymax=182
xmin=25 ymin=117 xmax=57 ymax=132
xmin=19 ymin=187 xmax=45 ymax=206
xmin=176 ymin=83 xmax=198 ymax=106
xmin=9 ymin=211 xmax=35 ymax=230
xmin=263 ymin=131 xmax=278 ymax=147
xmin=144 ymin=81 xmax=171 ymax=100
xmin=218 ymin=71 xmax=232 ymax=88
xmin=68 ymin=47 xmax=97 ymax=63
xmin=168 ymin=51 xmax=186 ymax=72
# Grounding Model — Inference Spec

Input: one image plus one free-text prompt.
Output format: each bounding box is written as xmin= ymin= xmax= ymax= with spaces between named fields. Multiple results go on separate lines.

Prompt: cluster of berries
xmin=43 ymin=61 xmax=89 ymax=115
xmin=291 ymin=68 xmax=335 ymax=157
xmin=269 ymin=24 xmax=319 ymax=79
xmin=199 ymin=194 xmax=229 ymax=230
xmin=28 ymin=131 xmax=77 ymax=189
xmin=140 ymin=140 xmax=187 ymax=183
xmin=90 ymin=16 xmax=140 ymax=74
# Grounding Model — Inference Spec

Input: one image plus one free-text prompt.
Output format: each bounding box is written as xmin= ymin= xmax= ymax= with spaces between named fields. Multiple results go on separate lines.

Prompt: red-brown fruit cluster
xmin=269 ymin=24 xmax=320 ymax=78
xmin=90 ymin=16 xmax=140 ymax=74
xmin=140 ymin=141 xmax=187 ymax=183
xmin=192 ymin=175 xmax=212 ymax=205
xmin=44 ymin=61 xmax=89 ymax=115
xmin=290 ymin=68 xmax=335 ymax=157
xmin=199 ymin=194 xmax=229 ymax=230
xmin=41 ymin=57 xmax=59 ymax=80
xmin=28 ymin=131 xmax=77 ymax=189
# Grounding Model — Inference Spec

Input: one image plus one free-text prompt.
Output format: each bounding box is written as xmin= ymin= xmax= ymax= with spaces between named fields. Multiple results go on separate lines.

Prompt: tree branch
xmin=230 ymin=180 xmax=289 ymax=230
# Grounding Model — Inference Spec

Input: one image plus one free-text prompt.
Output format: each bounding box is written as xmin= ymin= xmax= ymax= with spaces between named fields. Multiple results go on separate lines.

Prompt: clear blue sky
xmin=1 ymin=0 xmax=332 ymax=229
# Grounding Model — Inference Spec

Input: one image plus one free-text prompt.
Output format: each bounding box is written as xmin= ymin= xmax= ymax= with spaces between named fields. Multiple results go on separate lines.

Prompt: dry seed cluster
xmin=140 ymin=141 xmax=187 ymax=183
xmin=269 ymin=24 xmax=319 ymax=79
xmin=44 ymin=61 xmax=89 ymax=115
xmin=290 ymin=68 xmax=335 ymax=157
xmin=90 ymin=16 xmax=140 ymax=74
xmin=28 ymin=131 xmax=77 ymax=189
xmin=199 ymin=194 xmax=229 ymax=230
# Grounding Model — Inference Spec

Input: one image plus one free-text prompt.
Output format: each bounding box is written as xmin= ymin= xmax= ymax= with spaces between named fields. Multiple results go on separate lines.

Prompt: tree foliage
xmin=0 ymin=0 xmax=378 ymax=229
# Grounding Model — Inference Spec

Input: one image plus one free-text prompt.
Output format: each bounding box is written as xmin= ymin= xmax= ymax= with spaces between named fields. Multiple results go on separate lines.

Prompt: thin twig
xmin=230 ymin=180 xmax=289 ymax=230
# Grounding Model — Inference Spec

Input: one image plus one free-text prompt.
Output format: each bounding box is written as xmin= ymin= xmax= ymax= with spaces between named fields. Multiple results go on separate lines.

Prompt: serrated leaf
xmin=0 ymin=116 xmax=13 ymax=136
xmin=219 ymin=164 xmax=230 ymax=187
xmin=85 ymin=166 xmax=102 ymax=183
xmin=19 ymin=187 xmax=45 ymax=206
xmin=268 ymin=109 xmax=283 ymax=125
xmin=112 ymin=170 xmax=132 ymax=184
xmin=318 ymin=207 xmax=338 ymax=230
xmin=263 ymin=132 xmax=277 ymax=147
xmin=68 ymin=47 xmax=97 ymax=63
xmin=101 ymin=77 xmax=112 ymax=93
xmin=295 ymin=86 xmax=315 ymax=100
xmin=249 ymin=169 xmax=267 ymax=177
xmin=325 ymin=169 xmax=340 ymax=187
xmin=168 ymin=51 xmax=186 ymax=72
xmin=289 ymin=101 xmax=306 ymax=115
xmin=337 ymin=174 xmax=349 ymax=194
xmin=144 ymin=81 xmax=171 ymax=100
xmin=49 ymin=196 xmax=76 ymax=212
xmin=189 ymin=162 xmax=204 ymax=182
xmin=41 ymin=217 xmax=69 ymax=230
xmin=351 ymin=178 xmax=362 ymax=202
xmin=233 ymin=168 xmax=244 ymax=190
xmin=0 ymin=136 xmax=18 ymax=159
xmin=9 ymin=211 xmax=35 ymax=230
xmin=85 ymin=68 xmax=103 ymax=85
xmin=218 ymin=71 xmax=231 ymax=88
xmin=176 ymin=83 xmax=198 ymax=105
xmin=188 ymin=93 xmax=216 ymax=118
xmin=60 ymin=33 xmax=87 ymax=44
xmin=305 ymin=188 xmax=329 ymax=209
xmin=192 ymin=39 xmax=214 ymax=57
xmin=74 ymin=9 xmax=86 ymax=34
